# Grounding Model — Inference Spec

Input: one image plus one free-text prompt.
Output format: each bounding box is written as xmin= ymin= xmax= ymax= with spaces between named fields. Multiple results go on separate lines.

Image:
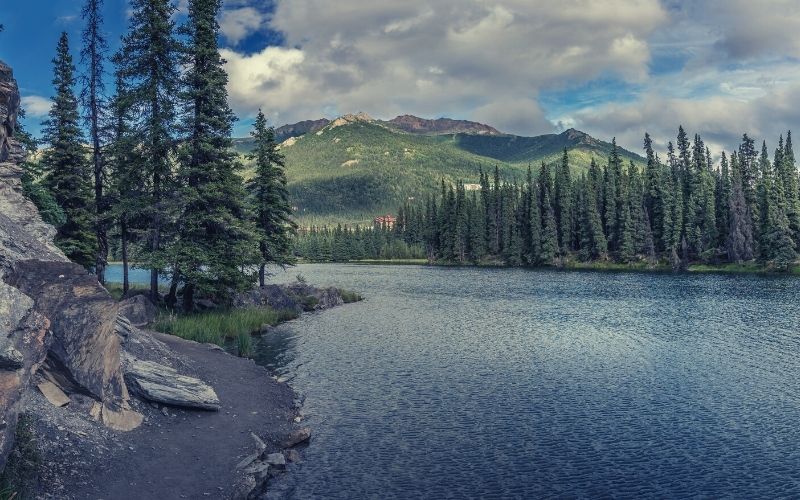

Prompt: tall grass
xmin=153 ymin=308 xmax=298 ymax=347
xmin=338 ymin=288 xmax=364 ymax=303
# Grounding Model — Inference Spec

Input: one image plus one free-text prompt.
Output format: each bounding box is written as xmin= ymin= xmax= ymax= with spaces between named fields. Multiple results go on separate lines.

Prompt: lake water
xmin=108 ymin=264 xmax=800 ymax=498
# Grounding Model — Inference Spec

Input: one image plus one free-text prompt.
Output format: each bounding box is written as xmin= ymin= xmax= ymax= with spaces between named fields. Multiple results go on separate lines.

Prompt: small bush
xmin=338 ymin=289 xmax=363 ymax=303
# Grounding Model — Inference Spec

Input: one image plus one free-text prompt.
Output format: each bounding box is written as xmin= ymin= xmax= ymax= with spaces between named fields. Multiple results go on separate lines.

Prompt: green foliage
xmin=170 ymin=0 xmax=260 ymax=309
xmin=299 ymin=127 xmax=800 ymax=272
xmin=116 ymin=0 xmax=181 ymax=299
xmin=41 ymin=32 xmax=97 ymax=269
xmin=238 ymin=120 xmax=646 ymax=224
xmin=247 ymin=110 xmax=298 ymax=285
xmin=153 ymin=307 xmax=298 ymax=346
xmin=338 ymin=288 xmax=364 ymax=303
xmin=236 ymin=331 xmax=252 ymax=358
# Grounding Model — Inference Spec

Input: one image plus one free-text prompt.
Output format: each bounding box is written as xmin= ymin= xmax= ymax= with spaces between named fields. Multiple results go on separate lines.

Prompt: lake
xmin=108 ymin=263 xmax=800 ymax=498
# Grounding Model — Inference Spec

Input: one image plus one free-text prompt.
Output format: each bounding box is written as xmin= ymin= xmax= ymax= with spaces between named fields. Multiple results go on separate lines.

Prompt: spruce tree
xmin=117 ymin=0 xmax=181 ymax=301
xmin=248 ymin=110 xmax=298 ymax=286
xmin=727 ymin=152 xmax=755 ymax=263
xmin=554 ymin=149 xmax=573 ymax=253
xmin=41 ymin=33 xmax=97 ymax=269
xmin=107 ymin=68 xmax=147 ymax=295
xmin=539 ymin=163 xmax=558 ymax=264
xmin=761 ymin=142 xmax=796 ymax=268
xmin=174 ymin=0 xmax=257 ymax=310
xmin=81 ymin=0 xmax=110 ymax=283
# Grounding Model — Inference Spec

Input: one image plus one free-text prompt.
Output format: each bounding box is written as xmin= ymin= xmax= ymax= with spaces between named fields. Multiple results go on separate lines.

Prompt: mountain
xmin=236 ymin=114 xmax=645 ymax=224
xmin=232 ymin=118 xmax=329 ymax=153
xmin=384 ymin=115 xmax=502 ymax=136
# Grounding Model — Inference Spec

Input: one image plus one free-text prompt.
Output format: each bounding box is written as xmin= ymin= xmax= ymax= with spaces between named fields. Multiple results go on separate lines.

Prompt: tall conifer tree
xmin=248 ymin=110 xmax=298 ymax=286
xmin=117 ymin=0 xmax=181 ymax=301
xmin=81 ymin=0 xmax=110 ymax=283
xmin=173 ymin=0 xmax=257 ymax=310
xmin=42 ymin=33 xmax=97 ymax=269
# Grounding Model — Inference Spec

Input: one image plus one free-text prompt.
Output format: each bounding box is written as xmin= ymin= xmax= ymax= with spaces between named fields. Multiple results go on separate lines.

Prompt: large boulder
xmin=0 ymin=61 xmax=23 ymax=164
xmin=123 ymin=357 xmax=220 ymax=411
xmin=119 ymin=294 xmax=158 ymax=327
xmin=0 ymin=58 xmax=142 ymax=472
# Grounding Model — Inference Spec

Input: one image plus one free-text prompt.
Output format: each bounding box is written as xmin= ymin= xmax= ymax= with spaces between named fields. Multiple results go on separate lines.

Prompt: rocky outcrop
xmin=386 ymin=114 xmax=503 ymax=136
xmin=0 ymin=59 xmax=141 ymax=471
xmin=233 ymin=283 xmax=347 ymax=313
xmin=0 ymin=61 xmax=23 ymax=164
xmin=118 ymin=294 xmax=158 ymax=327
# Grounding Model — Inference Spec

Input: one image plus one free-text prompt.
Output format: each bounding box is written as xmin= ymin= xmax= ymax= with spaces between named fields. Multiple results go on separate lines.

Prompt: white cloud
xmin=217 ymin=0 xmax=800 ymax=150
xmin=219 ymin=7 xmax=265 ymax=46
xmin=20 ymin=95 xmax=51 ymax=118
xmin=223 ymin=0 xmax=667 ymax=126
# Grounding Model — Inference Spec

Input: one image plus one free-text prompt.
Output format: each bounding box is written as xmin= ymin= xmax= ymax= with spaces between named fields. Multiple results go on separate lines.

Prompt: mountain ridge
xmin=235 ymin=114 xmax=646 ymax=224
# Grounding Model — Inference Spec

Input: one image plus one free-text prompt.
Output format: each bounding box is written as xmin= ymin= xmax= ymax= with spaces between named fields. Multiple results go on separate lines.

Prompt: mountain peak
xmin=386 ymin=115 xmax=502 ymax=136
xmin=559 ymin=127 xmax=598 ymax=146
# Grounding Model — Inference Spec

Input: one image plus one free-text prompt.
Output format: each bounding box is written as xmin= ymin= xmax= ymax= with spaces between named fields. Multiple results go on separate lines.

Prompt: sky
xmin=1 ymin=0 xmax=800 ymax=156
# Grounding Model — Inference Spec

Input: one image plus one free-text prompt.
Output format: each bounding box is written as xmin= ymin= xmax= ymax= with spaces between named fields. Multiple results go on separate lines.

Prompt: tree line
xmin=18 ymin=0 xmax=295 ymax=311
xmin=296 ymin=129 xmax=799 ymax=271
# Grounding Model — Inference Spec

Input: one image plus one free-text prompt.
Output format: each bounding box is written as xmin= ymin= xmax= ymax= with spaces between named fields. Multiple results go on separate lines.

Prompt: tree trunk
xmin=121 ymin=219 xmax=129 ymax=296
xmin=259 ymin=263 xmax=265 ymax=287
xmin=183 ymin=283 xmax=194 ymax=313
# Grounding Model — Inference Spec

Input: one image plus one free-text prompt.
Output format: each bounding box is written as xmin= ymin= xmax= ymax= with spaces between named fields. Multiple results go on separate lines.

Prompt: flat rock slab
xmin=38 ymin=380 xmax=70 ymax=407
xmin=124 ymin=358 xmax=221 ymax=411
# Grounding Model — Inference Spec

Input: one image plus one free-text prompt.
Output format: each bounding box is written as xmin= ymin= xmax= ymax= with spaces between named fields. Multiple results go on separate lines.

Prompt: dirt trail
xmin=29 ymin=331 xmax=299 ymax=500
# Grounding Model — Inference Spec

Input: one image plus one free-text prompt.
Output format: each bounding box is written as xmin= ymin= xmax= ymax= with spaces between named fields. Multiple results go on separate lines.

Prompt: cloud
xmin=219 ymin=7 xmax=265 ymax=46
xmin=472 ymin=98 xmax=554 ymax=136
xmin=571 ymin=82 xmax=800 ymax=157
xmin=20 ymin=95 xmax=51 ymax=117
xmin=223 ymin=0 xmax=667 ymax=126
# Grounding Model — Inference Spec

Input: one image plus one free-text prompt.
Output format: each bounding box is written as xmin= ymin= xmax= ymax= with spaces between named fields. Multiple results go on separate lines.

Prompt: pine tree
xmin=727 ymin=152 xmax=755 ymax=263
xmin=643 ymin=132 xmax=664 ymax=250
xmin=584 ymin=159 xmax=607 ymax=259
xmin=80 ymin=0 xmax=110 ymax=283
xmin=761 ymin=141 xmax=796 ymax=268
xmin=173 ymin=0 xmax=258 ymax=310
xmin=554 ymin=149 xmax=573 ymax=253
xmin=715 ymin=152 xmax=731 ymax=250
xmin=539 ymin=163 xmax=558 ymax=264
xmin=41 ymin=33 xmax=97 ymax=269
xmin=781 ymin=131 xmax=800 ymax=247
xmin=107 ymin=68 xmax=147 ymax=295
xmin=524 ymin=166 xmax=541 ymax=264
xmin=117 ymin=0 xmax=181 ymax=301
xmin=248 ymin=110 xmax=298 ymax=286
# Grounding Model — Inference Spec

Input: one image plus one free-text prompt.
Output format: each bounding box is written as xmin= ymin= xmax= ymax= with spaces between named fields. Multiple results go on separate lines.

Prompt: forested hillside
xmin=236 ymin=114 xmax=645 ymax=224
xmin=296 ymin=128 xmax=800 ymax=271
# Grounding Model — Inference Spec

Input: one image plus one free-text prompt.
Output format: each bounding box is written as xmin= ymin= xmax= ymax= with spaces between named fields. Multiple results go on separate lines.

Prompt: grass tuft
xmin=338 ymin=288 xmax=364 ymax=303
xmin=152 ymin=307 xmax=299 ymax=347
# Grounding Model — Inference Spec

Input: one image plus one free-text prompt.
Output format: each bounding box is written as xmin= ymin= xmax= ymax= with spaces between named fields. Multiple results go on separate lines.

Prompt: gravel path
xmin=27 ymin=331 xmax=299 ymax=500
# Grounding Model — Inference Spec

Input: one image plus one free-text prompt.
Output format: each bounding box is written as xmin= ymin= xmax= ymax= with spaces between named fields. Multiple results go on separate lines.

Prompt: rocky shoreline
xmin=0 ymin=57 xmax=347 ymax=499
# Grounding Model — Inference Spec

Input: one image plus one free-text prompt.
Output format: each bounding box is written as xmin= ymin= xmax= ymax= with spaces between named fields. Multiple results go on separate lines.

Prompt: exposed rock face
xmin=118 ymin=294 xmax=158 ymax=327
xmin=0 ymin=61 xmax=23 ymax=164
xmin=386 ymin=114 xmax=503 ymax=136
xmin=0 ymin=59 xmax=140 ymax=471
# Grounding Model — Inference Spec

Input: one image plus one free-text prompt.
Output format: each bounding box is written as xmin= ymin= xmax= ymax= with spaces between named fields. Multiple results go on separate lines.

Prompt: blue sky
xmin=2 ymin=0 xmax=800 ymax=154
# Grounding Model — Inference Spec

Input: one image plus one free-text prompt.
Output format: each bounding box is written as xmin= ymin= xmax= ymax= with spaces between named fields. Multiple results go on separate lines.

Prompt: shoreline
xmin=295 ymin=259 xmax=800 ymax=276
xmin=5 ymin=284 xmax=357 ymax=499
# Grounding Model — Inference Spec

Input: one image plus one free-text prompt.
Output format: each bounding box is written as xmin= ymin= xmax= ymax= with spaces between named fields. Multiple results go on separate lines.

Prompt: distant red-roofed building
xmin=374 ymin=215 xmax=397 ymax=228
